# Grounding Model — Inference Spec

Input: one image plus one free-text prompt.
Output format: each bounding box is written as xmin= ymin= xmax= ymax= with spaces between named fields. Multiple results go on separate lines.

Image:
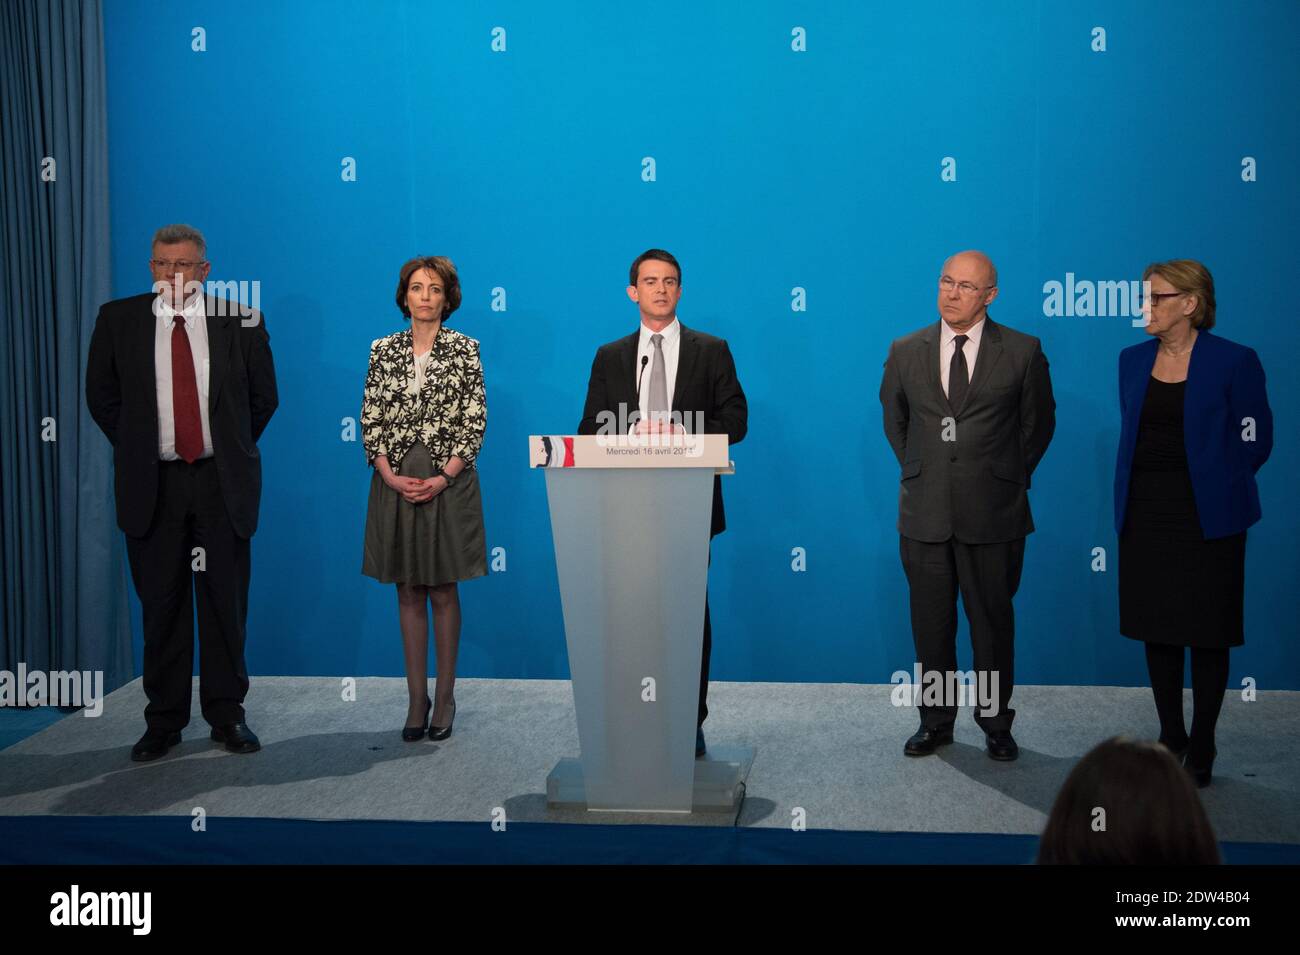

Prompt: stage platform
xmin=2 ymin=678 xmax=1297 ymax=864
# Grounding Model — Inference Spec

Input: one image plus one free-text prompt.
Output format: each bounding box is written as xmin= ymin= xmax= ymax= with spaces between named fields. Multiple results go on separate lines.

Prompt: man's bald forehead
xmin=942 ymin=251 xmax=998 ymax=288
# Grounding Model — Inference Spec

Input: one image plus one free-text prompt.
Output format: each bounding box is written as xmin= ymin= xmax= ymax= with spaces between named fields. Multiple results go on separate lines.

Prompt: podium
xmin=531 ymin=433 xmax=752 ymax=813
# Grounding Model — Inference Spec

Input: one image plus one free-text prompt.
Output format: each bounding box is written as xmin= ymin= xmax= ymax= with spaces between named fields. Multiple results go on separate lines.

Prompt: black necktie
xmin=948 ymin=334 xmax=969 ymax=412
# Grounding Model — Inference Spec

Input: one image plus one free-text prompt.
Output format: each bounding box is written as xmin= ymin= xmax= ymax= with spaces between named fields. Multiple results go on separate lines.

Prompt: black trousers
xmin=125 ymin=458 xmax=251 ymax=732
xmin=899 ymin=535 xmax=1025 ymax=733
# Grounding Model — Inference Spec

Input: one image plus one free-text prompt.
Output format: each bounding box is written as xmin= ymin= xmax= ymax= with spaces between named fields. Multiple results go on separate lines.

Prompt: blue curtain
xmin=0 ymin=0 xmax=130 ymax=691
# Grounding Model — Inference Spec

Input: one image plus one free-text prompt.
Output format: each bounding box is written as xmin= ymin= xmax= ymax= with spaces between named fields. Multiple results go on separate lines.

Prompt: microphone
xmin=635 ymin=355 xmax=650 ymax=434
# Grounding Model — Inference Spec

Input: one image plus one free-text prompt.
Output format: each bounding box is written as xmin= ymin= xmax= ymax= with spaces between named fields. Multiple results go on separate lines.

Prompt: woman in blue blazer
xmin=1115 ymin=259 xmax=1272 ymax=787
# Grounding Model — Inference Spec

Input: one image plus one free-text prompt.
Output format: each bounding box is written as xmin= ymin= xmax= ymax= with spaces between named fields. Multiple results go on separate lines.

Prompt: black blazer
xmin=85 ymin=293 xmax=279 ymax=539
xmin=879 ymin=317 xmax=1055 ymax=544
xmin=577 ymin=322 xmax=747 ymax=537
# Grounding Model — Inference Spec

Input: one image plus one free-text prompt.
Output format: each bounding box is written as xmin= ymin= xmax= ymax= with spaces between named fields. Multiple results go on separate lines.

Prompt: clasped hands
xmin=387 ymin=473 xmax=447 ymax=504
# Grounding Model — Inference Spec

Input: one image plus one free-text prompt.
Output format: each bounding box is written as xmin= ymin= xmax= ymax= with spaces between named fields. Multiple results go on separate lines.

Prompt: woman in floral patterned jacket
xmin=361 ymin=255 xmax=486 ymax=742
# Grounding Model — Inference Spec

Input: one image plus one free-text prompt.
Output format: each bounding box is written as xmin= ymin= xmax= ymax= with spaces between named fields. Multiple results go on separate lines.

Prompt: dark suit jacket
xmin=85 ymin=293 xmax=279 ymax=539
xmin=1115 ymin=330 xmax=1272 ymax=539
xmin=577 ymin=322 xmax=747 ymax=537
xmin=880 ymin=317 xmax=1055 ymax=544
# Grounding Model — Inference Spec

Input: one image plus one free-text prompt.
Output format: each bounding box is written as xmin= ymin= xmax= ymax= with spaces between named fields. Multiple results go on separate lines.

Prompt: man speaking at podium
xmin=577 ymin=249 xmax=748 ymax=758
xmin=880 ymin=251 xmax=1055 ymax=761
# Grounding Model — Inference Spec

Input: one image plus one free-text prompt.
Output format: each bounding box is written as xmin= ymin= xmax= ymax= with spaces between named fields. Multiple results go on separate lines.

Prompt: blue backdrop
xmin=102 ymin=1 xmax=1299 ymax=689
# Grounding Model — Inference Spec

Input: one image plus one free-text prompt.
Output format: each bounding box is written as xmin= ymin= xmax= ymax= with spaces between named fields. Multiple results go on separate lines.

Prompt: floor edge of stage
xmin=5 ymin=815 xmax=1299 ymax=866
xmin=4 ymin=677 xmax=1297 ymax=855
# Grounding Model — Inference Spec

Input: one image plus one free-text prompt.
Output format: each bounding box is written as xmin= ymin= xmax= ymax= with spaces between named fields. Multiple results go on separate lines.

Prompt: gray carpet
xmin=2 ymin=678 xmax=1296 ymax=842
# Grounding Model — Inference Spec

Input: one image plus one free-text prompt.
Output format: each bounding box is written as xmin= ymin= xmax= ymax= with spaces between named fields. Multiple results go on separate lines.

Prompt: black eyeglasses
xmin=1144 ymin=291 xmax=1186 ymax=306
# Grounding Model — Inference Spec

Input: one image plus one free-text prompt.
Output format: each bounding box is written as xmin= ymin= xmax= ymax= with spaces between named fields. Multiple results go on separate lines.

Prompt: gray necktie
xmin=648 ymin=333 xmax=668 ymax=422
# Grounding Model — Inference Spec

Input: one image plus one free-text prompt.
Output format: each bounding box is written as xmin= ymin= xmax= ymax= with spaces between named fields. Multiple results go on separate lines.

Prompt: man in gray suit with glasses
xmin=879 ymin=251 xmax=1055 ymax=761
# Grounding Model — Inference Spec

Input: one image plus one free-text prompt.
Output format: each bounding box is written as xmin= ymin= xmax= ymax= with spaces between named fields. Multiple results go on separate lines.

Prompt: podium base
xmin=546 ymin=747 xmax=754 ymax=814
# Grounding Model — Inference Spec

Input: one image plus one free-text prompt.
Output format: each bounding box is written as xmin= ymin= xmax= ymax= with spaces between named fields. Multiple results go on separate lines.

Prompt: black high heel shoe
xmin=1158 ymin=736 xmax=1189 ymax=764
xmin=429 ymin=699 xmax=456 ymax=741
xmin=402 ymin=696 xmax=432 ymax=742
xmin=1184 ymin=744 xmax=1217 ymax=789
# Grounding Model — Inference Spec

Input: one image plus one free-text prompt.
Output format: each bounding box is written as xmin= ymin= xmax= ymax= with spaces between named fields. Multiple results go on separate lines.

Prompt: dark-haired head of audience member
xmin=1038 ymin=737 xmax=1221 ymax=865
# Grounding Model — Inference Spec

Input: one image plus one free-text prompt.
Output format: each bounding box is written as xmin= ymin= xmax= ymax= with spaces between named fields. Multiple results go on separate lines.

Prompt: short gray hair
xmin=152 ymin=224 xmax=206 ymax=258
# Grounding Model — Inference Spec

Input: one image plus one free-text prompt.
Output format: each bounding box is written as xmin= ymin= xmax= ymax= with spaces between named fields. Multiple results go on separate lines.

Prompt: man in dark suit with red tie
xmin=577 ymin=249 xmax=748 ymax=758
xmin=86 ymin=224 xmax=278 ymax=761
xmin=879 ymin=251 xmax=1055 ymax=761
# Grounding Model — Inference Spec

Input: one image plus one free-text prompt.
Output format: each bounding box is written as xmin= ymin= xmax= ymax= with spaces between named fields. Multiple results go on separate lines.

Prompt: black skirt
xmin=1119 ymin=469 xmax=1245 ymax=648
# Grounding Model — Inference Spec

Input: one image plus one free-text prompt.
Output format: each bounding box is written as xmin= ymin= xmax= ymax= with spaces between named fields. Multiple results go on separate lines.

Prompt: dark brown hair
xmin=1144 ymin=259 xmax=1216 ymax=330
xmin=1037 ymin=737 xmax=1220 ymax=865
xmin=395 ymin=256 xmax=462 ymax=321
xmin=629 ymin=249 xmax=681 ymax=287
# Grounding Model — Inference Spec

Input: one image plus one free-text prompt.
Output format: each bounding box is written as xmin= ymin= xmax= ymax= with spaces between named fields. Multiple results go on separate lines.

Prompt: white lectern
xmin=531 ymin=433 xmax=751 ymax=813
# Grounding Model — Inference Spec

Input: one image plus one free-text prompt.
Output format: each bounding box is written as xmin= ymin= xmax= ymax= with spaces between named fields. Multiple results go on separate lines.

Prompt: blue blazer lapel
xmin=1123 ymin=339 xmax=1158 ymax=417
xmin=1118 ymin=339 xmax=1158 ymax=482
xmin=1182 ymin=329 xmax=1212 ymax=427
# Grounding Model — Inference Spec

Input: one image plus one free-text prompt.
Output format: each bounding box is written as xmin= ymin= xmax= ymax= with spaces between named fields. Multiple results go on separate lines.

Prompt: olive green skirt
xmin=362 ymin=443 xmax=487 ymax=586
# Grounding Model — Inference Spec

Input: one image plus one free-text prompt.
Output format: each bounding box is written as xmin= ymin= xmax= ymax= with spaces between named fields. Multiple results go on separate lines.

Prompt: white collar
xmin=639 ymin=316 xmax=681 ymax=345
xmin=159 ymin=292 xmax=206 ymax=325
xmin=941 ymin=315 xmax=986 ymax=346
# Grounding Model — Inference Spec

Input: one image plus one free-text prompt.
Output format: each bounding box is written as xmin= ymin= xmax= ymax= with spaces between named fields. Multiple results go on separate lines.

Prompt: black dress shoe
xmin=429 ymin=699 xmax=456 ymax=741
xmin=696 ymin=727 xmax=706 ymax=758
xmin=130 ymin=730 xmax=182 ymax=762
xmin=985 ymin=729 xmax=1019 ymax=761
xmin=210 ymin=722 xmax=261 ymax=754
xmin=904 ymin=725 xmax=954 ymax=756
xmin=403 ymin=695 xmax=432 ymax=742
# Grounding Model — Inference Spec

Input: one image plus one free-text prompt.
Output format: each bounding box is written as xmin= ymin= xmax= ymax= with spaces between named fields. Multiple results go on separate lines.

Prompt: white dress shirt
xmin=939 ymin=316 xmax=985 ymax=398
xmin=155 ymin=293 xmax=214 ymax=460
xmin=636 ymin=316 xmax=681 ymax=420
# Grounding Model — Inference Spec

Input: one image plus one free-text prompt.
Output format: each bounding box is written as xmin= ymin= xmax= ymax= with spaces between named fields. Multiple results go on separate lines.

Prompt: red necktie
xmin=171 ymin=319 xmax=204 ymax=463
